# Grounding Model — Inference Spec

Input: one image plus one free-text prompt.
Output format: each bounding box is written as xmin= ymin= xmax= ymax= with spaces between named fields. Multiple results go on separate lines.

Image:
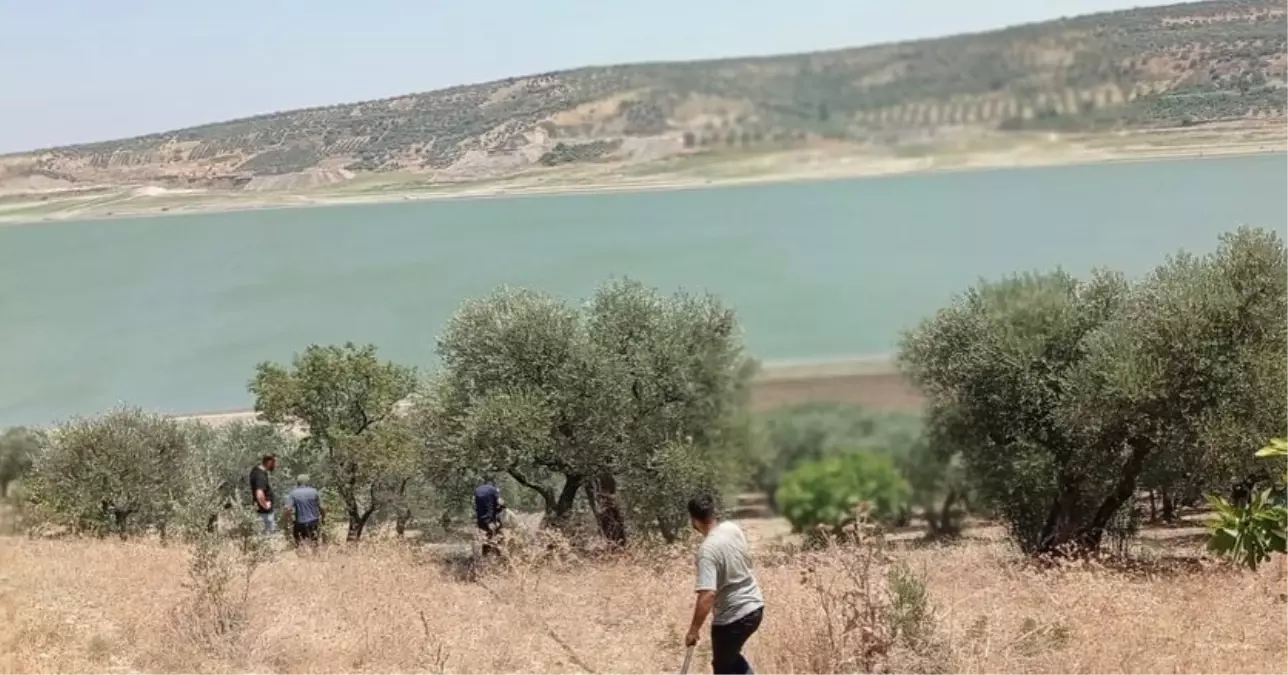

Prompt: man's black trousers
xmin=710 ymin=606 xmax=763 ymax=674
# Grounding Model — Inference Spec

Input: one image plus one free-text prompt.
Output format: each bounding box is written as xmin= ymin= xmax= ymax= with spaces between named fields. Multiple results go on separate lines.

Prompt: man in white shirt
xmin=683 ymin=493 xmax=765 ymax=674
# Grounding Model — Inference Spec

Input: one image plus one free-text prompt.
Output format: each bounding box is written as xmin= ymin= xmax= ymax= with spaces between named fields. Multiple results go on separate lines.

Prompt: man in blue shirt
xmin=284 ymin=474 xmax=325 ymax=552
xmin=474 ymin=475 xmax=505 ymax=554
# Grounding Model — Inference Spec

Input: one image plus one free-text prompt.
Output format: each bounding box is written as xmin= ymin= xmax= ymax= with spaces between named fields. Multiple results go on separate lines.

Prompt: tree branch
xmin=508 ymin=468 xmax=556 ymax=513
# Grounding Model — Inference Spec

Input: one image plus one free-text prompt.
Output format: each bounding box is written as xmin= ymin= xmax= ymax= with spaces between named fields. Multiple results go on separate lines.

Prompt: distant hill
xmin=2 ymin=0 xmax=1284 ymax=190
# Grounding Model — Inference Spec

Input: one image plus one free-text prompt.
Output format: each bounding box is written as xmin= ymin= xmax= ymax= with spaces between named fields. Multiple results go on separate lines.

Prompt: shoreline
xmin=163 ymin=355 xmax=911 ymax=426
xmin=2 ymin=127 xmax=1283 ymax=227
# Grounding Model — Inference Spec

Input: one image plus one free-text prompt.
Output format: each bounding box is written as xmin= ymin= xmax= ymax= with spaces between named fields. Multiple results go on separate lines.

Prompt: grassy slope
xmin=1 ymin=0 xmax=1283 ymax=190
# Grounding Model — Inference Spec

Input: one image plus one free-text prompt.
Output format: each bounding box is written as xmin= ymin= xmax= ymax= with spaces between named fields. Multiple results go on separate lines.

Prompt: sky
xmin=0 ymin=0 xmax=1180 ymax=153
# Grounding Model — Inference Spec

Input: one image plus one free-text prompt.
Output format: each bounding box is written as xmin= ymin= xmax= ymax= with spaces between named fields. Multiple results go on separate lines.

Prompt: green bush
xmin=754 ymin=403 xmax=921 ymax=505
xmin=775 ymin=450 xmax=911 ymax=533
xmin=1206 ymin=439 xmax=1287 ymax=570
xmin=900 ymin=227 xmax=1287 ymax=555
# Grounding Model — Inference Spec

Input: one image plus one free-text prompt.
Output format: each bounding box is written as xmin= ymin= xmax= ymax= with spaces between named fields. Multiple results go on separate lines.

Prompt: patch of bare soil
xmin=751 ymin=370 xmax=922 ymax=412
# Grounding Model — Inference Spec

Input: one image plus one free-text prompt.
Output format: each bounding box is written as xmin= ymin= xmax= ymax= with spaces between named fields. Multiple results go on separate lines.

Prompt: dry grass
xmin=0 ymin=524 xmax=1284 ymax=674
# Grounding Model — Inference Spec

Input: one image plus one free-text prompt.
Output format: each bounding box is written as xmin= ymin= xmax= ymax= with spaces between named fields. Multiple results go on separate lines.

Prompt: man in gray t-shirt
xmin=284 ymin=474 xmax=325 ymax=552
xmin=684 ymin=493 xmax=764 ymax=674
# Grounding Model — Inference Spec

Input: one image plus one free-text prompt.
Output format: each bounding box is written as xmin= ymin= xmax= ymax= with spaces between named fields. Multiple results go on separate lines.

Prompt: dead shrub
xmin=173 ymin=510 xmax=273 ymax=661
xmin=787 ymin=509 xmax=949 ymax=673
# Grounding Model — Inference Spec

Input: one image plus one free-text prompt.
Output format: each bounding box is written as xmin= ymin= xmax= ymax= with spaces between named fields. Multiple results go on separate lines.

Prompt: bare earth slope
xmin=1 ymin=0 xmax=1284 ymax=192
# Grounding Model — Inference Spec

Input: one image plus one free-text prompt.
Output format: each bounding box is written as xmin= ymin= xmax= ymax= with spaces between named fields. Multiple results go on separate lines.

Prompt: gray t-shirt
xmin=695 ymin=521 xmax=765 ymax=626
xmin=285 ymin=486 xmax=322 ymax=524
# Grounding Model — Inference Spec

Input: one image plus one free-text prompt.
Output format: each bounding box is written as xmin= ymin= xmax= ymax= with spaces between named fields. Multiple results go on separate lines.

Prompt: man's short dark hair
xmin=687 ymin=493 xmax=717 ymax=521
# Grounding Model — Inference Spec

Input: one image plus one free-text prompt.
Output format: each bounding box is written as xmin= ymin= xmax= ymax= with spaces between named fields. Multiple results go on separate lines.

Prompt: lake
xmin=0 ymin=154 xmax=1284 ymax=426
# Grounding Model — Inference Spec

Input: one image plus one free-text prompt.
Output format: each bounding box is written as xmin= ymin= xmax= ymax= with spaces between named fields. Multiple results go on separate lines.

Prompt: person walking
xmin=248 ymin=454 xmax=277 ymax=536
xmin=683 ymin=493 xmax=765 ymax=675
xmin=473 ymin=475 xmax=505 ymax=555
xmin=284 ymin=474 xmax=325 ymax=552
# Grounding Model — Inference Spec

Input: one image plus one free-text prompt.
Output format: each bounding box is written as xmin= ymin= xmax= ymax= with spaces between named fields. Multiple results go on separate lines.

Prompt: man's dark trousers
xmin=711 ymin=606 xmax=763 ymax=674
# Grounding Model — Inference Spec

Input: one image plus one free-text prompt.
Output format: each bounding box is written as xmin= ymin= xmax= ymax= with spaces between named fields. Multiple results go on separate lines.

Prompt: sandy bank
xmin=169 ymin=356 xmax=919 ymax=428
xmin=3 ymin=125 xmax=1283 ymax=227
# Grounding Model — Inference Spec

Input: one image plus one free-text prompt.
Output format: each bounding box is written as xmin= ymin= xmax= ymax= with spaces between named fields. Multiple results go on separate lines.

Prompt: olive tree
xmin=250 ymin=342 xmax=418 ymax=541
xmin=26 ymin=407 xmax=192 ymax=538
xmin=899 ymin=406 xmax=970 ymax=538
xmin=900 ymin=227 xmax=1287 ymax=554
xmin=179 ymin=420 xmax=296 ymax=536
xmin=0 ymin=426 xmax=41 ymax=499
xmin=418 ymin=279 xmax=752 ymax=544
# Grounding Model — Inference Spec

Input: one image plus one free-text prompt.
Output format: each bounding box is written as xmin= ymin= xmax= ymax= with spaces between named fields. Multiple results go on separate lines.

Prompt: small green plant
xmin=1206 ymin=438 xmax=1287 ymax=571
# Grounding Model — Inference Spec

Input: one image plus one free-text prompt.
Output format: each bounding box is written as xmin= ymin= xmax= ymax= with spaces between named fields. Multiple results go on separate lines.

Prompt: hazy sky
xmin=0 ymin=0 xmax=1176 ymax=153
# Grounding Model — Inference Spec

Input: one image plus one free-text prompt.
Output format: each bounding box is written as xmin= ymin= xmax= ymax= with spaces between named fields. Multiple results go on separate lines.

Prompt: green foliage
xmin=754 ymin=403 xmax=964 ymax=535
xmin=416 ymin=278 xmax=752 ymax=543
xmin=178 ymin=420 xmax=296 ymax=537
xmin=754 ymin=403 xmax=919 ymax=501
xmin=249 ymin=342 xmax=418 ymax=541
xmin=0 ymin=426 xmax=41 ymax=499
xmin=537 ymin=140 xmax=622 ymax=166
xmin=26 ymin=406 xmax=192 ymax=538
xmin=775 ymin=451 xmax=912 ymax=533
xmin=1206 ymin=439 xmax=1288 ymax=570
xmin=899 ymin=409 xmax=969 ymax=538
xmin=900 ymin=227 xmax=1287 ymax=555
xmin=1206 ymin=489 xmax=1285 ymax=570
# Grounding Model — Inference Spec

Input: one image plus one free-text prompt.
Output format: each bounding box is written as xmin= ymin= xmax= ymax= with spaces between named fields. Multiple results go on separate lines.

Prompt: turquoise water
xmin=0 ymin=154 xmax=1284 ymax=426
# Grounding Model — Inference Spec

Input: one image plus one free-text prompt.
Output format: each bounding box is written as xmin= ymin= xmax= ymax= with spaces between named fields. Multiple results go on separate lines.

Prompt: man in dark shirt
xmin=284 ymin=474 xmax=324 ymax=552
xmin=473 ymin=476 xmax=505 ymax=554
xmin=249 ymin=454 xmax=277 ymax=535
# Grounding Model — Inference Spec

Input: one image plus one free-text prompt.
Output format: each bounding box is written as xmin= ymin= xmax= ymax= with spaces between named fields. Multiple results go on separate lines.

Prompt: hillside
xmin=2 ymin=0 xmax=1284 ymax=191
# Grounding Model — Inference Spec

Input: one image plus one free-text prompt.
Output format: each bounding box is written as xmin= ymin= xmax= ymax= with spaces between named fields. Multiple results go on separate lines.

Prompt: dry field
xmin=750 ymin=368 xmax=921 ymax=413
xmin=1 ymin=518 xmax=1284 ymax=674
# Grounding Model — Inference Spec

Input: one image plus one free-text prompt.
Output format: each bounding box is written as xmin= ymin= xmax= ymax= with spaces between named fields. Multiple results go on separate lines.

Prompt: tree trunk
xmin=658 ymin=516 xmax=679 ymax=543
xmin=1037 ymin=480 xmax=1081 ymax=554
xmin=1161 ymin=491 xmax=1176 ymax=522
xmin=113 ymin=509 xmax=131 ymax=540
xmin=346 ymin=508 xmax=374 ymax=541
xmin=1073 ymin=440 xmax=1152 ymax=553
xmin=343 ymin=490 xmax=377 ymax=542
xmin=538 ymin=474 xmax=584 ymax=528
xmin=393 ymin=478 xmax=411 ymax=537
xmin=586 ymin=475 xmax=627 ymax=546
xmin=508 ymin=469 xmax=585 ymax=527
xmin=928 ymin=490 xmax=960 ymax=538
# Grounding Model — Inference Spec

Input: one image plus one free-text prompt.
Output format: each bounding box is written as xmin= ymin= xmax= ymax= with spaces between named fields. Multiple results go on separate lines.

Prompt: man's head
xmin=296 ymin=474 xmax=310 ymax=486
xmin=687 ymin=493 xmax=718 ymax=534
xmin=262 ymin=454 xmax=277 ymax=472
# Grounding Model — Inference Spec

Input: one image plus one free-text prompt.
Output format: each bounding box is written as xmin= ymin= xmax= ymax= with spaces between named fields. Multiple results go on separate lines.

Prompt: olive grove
xmin=899 ymin=227 xmax=1287 ymax=554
